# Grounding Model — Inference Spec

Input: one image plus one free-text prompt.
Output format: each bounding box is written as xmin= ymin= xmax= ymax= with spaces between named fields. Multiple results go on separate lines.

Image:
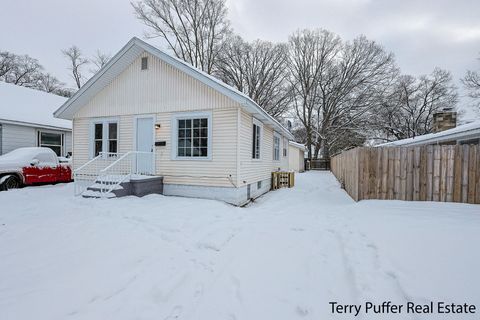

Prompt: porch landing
xmin=82 ymin=176 xmax=164 ymax=199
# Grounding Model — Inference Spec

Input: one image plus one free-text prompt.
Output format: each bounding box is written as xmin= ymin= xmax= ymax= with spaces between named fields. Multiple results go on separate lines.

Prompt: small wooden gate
xmin=272 ymin=171 xmax=295 ymax=190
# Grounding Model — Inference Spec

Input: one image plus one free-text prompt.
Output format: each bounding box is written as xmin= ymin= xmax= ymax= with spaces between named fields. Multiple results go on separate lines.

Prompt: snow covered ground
xmin=0 ymin=171 xmax=479 ymax=320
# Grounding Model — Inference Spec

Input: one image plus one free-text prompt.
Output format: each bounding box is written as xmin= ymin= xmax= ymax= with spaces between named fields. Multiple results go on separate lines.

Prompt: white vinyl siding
xmin=73 ymin=109 xmax=238 ymax=187
xmin=289 ymin=144 xmax=305 ymax=172
xmin=0 ymin=123 xmax=71 ymax=156
xmin=75 ymin=52 xmax=241 ymax=118
xmin=71 ymin=53 xmax=291 ymax=189
xmin=239 ymin=110 xmax=288 ymax=185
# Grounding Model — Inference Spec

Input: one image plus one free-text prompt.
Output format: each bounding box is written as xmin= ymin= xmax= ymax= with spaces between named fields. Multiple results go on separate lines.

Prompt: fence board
xmin=330 ymin=145 xmax=480 ymax=204
xmin=426 ymin=146 xmax=433 ymax=201
xmin=468 ymin=146 xmax=477 ymax=203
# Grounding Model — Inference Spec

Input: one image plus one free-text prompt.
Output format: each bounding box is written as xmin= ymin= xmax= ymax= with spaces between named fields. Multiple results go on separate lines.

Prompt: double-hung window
xmin=92 ymin=120 xmax=118 ymax=157
xmin=283 ymin=138 xmax=288 ymax=157
xmin=252 ymin=119 xmax=262 ymax=159
xmin=273 ymin=134 xmax=280 ymax=161
xmin=173 ymin=112 xmax=211 ymax=159
xmin=38 ymin=131 xmax=64 ymax=156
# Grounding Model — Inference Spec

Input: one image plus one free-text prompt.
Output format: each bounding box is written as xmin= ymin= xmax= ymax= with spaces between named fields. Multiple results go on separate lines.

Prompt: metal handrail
xmin=97 ymin=151 xmax=154 ymax=197
xmin=73 ymin=154 xmax=102 ymax=173
xmin=73 ymin=152 xmax=124 ymax=196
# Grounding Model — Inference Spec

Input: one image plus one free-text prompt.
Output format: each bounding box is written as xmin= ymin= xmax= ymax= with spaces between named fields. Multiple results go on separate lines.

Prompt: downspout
xmin=236 ymin=106 xmax=241 ymax=188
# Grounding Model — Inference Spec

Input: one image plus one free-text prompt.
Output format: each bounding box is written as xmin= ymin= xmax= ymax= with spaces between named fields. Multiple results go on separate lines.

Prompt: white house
xmin=54 ymin=37 xmax=296 ymax=205
xmin=288 ymin=141 xmax=306 ymax=172
xmin=0 ymin=82 xmax=71 ymax=156
xmin=378 ymin=120 xmax=480 ymax=147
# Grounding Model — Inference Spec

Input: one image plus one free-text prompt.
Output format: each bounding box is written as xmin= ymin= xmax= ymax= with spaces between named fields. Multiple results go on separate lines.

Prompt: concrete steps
xmin=81 ymin=175 xmax=164 ymax=199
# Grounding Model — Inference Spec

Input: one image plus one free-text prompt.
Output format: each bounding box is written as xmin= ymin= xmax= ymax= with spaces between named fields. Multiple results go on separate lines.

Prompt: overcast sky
xmin=2 ymin=0 xmax=479 ymax=117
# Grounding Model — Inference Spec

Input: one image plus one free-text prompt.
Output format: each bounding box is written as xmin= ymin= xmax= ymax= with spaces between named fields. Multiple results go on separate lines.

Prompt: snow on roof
xmin=289 ymin=141 xmax=307 ymax=150
xmin=377 ymin=120 xmax=480 ymax=147
xmin=0 ymin=81 xmax=71 ymax=130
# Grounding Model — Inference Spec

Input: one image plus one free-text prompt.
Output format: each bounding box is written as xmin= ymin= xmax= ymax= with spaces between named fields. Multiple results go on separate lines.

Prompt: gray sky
xmin=2 ymin=0 xmax=479 ymax=117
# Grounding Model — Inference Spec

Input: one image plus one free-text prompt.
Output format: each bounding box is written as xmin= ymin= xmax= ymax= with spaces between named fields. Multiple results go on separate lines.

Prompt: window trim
xmin=252 ymin=118 xmax=263 ymax=160
xmin=89 ymin=117 xmax=119 ymax=159
xmin=273 ymin=132 xmax=281 ymax=161
xmin=283 ymin=137 xmax=288 ymax=157
xmin=171 ymin=111 xmax=212 ymax=161
xmin=37 ymin=130 xmax=65 ymax=156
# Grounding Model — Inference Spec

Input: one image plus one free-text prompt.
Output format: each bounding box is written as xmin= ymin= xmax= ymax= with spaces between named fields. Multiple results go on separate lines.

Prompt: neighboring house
xmin=378 ymin=118 xmax=480 ymax=147
xmin=288 ymin=141 xmax=306 ymax=172
xmin=54 ymin=37 xmax=295 ymax=205
xmin=0 ymin=82 xmax=71 ymax=156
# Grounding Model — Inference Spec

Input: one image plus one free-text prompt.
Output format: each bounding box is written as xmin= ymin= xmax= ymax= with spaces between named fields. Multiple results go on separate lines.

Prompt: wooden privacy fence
xmin=331 ymin=145 xmax=480 ymax=204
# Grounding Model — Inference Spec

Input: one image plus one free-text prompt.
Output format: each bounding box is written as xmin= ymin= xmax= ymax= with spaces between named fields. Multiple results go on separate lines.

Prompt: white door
xmin=136 ymin=117 xmax=154 ymax=174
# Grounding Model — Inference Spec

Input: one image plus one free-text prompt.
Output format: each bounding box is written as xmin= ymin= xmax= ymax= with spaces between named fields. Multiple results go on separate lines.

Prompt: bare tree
xmin=287 ymin=29 xmax=341 ymax=159
xmin=374 ymin=68 xmax=458 ymax=141
xmin=462 ymin=53 xmax=480 ymax=109
xmin=0 ymin=53 xmax=43 ymax=87
xmin=1 ymin=50 xmax=70 ymax=97
xmin=91 ymin=50 xmax=112 ymax=73
xmin=287 ymin=30 xmax=397 ymax=158
xmin=314 ymin=35 xmax=397 ymax=157
xmin=62 ymin=46 xmax=89 ymax=89
xmin=37 ymin=73 xmax=65 ymax=93
xmin=215 ymin=36 xmax=291 ymax=119
xmin=132 ymin=0 xmax=231 ymax=74
xmin=0 ymin=51 xmax=16 ymax=78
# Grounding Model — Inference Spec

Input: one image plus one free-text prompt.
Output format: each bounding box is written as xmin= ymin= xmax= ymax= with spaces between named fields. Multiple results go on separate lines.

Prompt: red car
xmin=0 ymin=147 xmax=72 ymax=191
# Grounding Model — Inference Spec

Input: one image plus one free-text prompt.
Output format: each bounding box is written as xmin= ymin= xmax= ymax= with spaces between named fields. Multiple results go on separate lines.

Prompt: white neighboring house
xmin=0 ymin=82 xmax=71 ymax=157
xmin=377 ymin=120 xmax=480 ymax=147
xmin=54 ymin=37 xmax=295 ymax=205
xmin=288 ymin=141 xmax=306 ymax=172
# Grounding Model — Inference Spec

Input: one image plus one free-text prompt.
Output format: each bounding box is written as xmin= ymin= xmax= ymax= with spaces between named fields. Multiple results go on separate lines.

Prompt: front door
xmin=136 ymin=117 xmax=154 ymax=174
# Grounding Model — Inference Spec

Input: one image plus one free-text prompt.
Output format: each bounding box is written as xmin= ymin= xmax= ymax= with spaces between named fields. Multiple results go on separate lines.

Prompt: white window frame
xmin=171 ymin=111 xmax=212 ymax=160
xmin=89 ymin=118 xmax=119 ymax=159
xmin=273 ymin=132 xmax=281 ymax=161
xmin=283 ymin=137 xmax=288 ymax=157
xmin=37 ymin=130 xmax=65 ymax=156
xmin=252 ymin=118 xmax=263 ymax=160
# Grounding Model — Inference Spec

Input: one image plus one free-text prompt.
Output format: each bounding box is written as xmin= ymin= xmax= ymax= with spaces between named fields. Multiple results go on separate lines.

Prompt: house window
xmin=92 ymin=120 xmax=118 ymax=157
xmin=38 ymin=131 xmax=64 ymax=156
xmin=252 ymin=120 xmax=262 ymax=159
xmin=273 ymin=134 xmax=280 ymax=161
xmin=141 ymin=57 xmax=148 ymax=70
xmin=173 ymin=112 xmax=211 ymax=159
xmin=283 ymin=138 xmax=288 ymax=157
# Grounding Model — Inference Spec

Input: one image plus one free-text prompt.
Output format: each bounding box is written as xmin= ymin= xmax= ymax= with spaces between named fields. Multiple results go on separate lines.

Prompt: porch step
xmin=85 ymin=181 xmax=131 ymax=198
xmin=81 ymin=175 xmax=164 ymax=199
xmin=82 ymin=190 xmax=116 ymax=199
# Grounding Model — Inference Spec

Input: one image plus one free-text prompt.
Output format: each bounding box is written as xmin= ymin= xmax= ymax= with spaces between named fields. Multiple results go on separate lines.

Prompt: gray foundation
xmin=163 ymin=178 xmax=271 ymax=206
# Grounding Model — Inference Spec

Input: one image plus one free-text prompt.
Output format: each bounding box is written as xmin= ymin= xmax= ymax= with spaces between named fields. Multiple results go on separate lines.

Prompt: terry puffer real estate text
xmin=329 ymin=301 xmax=476 ymax=316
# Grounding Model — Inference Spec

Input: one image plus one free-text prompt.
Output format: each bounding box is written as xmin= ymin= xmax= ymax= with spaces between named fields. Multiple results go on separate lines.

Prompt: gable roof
xmin=54 ymin=37 xmax=294 ymax=139
xmin=377 ymin=120 xmax=480 ymax=147
xmin=0 ymin=81 xmax=71 ymax=130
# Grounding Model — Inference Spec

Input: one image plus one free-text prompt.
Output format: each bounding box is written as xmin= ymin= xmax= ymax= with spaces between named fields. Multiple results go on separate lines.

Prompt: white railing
xmin=73 ymin=152 xmax=124 ymax=195
xmin=97 ymin=151 xmax=154 ymax=197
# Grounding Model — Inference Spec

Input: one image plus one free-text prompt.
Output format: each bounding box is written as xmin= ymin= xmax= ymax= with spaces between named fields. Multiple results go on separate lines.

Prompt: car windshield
xmin=0 ymin=148 xmax=44 ymax=161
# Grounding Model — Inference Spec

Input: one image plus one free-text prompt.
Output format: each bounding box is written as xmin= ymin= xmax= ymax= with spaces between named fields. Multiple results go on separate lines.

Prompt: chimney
xmin=433 ymin=108 xmax=457 ymax=133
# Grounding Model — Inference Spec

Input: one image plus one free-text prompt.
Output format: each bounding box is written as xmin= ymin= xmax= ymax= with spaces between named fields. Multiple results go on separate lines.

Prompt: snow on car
xmin=0 ymin=147 xmax=72 ymax=190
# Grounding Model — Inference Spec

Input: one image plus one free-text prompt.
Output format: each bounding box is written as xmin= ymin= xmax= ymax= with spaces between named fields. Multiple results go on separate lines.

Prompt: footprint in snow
xmin=296 ymin=305 xmax=311 ymax=317
xmin=164 ymin=305 xmax=183 ymax=319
